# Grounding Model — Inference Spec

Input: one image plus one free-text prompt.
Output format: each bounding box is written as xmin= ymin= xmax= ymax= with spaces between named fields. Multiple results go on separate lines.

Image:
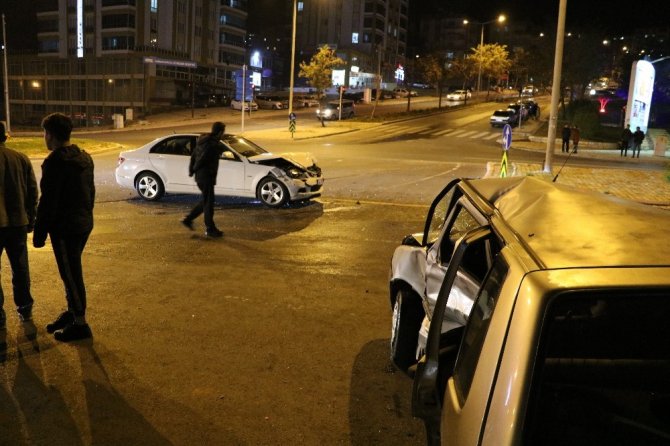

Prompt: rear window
xmin=525 ymin=290 xmax=670 ymax=445
xmin=493 ymin=110 xmax=512 ymax=117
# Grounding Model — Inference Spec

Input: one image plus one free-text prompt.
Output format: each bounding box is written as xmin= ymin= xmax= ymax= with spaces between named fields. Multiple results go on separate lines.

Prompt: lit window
xmin=298 ymin=2 xmax=304 ymax=12
xmin=352 ymin=32 xmax=358 ymax=44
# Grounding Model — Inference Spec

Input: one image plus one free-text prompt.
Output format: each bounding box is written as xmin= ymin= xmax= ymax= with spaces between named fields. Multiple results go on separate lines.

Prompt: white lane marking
xmin=434 ymin=128 xmax=454 ymax=136
xmin=394 ymin=163 xmax=463 ymax=187
xmin=446 ymin=129 xmax=468 ymax=137
xmin=455 ymin=130 xmax=479 ymax=138
xmin=469 ymin=131 xmax=491 ymax=139
xmin=484 ymin=132 xmax=500 ymax=140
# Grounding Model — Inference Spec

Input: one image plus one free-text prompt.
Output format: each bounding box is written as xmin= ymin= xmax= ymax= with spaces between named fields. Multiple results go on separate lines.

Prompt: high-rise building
xmin=6 ymin=0 xmax=248 ymax=125
xmin=296 ymin=0 xmax=409 ymax=89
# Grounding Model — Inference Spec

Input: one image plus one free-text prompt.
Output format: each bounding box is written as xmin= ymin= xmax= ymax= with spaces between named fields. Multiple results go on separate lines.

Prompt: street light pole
xmin=477 ymin=24 xmax=485 ymax=93
xmin=544 ymin=0 xmax=568 ymax=173
xmin=288 ymin=0 xmax=297 ymax=115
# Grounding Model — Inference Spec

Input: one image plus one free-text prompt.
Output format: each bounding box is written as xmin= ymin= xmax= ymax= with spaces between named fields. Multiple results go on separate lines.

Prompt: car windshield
xmin=223 ymin=136 xmax=269 ymax=158
xmin=494 ymin=110 xmax=512 ymax=117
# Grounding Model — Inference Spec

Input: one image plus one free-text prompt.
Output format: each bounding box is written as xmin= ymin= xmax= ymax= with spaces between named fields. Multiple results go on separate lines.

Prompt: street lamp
xmin=464 ymin=14 xmax=506 ymax=92
xmin=288 ymin=0 xmax=298 ymax=115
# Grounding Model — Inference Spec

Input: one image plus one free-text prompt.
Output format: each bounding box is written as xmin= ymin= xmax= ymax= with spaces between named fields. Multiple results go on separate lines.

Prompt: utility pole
xmin=544 ymin=0 xmax=568 ymax=173
xmin=288 ymin=0 xmax=297 ymax=116
xmin=2 ymin=14 xmax=10 ymax=132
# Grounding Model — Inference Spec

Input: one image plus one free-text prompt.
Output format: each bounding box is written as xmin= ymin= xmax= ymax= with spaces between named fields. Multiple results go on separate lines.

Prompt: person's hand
xmin=26 ymin=224 xmax=34 ymax=233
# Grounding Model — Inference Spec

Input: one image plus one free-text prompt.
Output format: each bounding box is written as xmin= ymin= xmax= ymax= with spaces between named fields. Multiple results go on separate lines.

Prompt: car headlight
xmin=285 ymin=167 xmax=304 ymax=179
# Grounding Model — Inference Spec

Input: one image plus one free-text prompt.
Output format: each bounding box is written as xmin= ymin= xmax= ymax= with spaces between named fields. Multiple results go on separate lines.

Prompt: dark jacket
xmin=561 ymin=126 xmax=571 ymax=140
xmin=0 ymin=143 xmax=38 ymax=229
xmin=34 ymin=144 xmax=95 ymax=244
xmin=621 ymin=127 xmax=632 ymax=143
xmin=633 ymin=129 xmax=645 ymax=144
xmin=189 ymin=133 xmax=225 ymax=185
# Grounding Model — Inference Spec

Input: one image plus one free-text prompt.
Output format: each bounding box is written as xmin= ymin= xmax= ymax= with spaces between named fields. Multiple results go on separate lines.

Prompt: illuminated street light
xmin=464 ymin=14 xmax=506 ymax=92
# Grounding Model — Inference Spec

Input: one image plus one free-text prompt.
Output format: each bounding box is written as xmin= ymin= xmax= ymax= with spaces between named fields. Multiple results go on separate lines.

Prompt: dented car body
xmin=389 ymin=177 xmax=670 ymax=444
xmin=115 ymin=133 xmax=323 ymax=207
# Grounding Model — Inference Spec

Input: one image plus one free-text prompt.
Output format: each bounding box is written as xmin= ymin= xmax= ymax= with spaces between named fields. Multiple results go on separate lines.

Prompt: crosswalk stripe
xmin=469 ymin=131 xmax=491 ymax=139
xmin=455 ymin=130 xmax=479 ymax=138
xmin=483 ymin=132 xmax=500 ymax=140
xmin=446 ymin=129 xmax=468 ymax=137
xmin=433 ymin=128 xmax=454 ymax=136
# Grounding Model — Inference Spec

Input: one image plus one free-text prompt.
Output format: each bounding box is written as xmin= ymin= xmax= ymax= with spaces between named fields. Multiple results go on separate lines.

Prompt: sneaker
xmin=17 ymin=305 xmax=33 ymax=322
xmin=46 ymin=311 xmax=74 ymax=334
xmin=54 ymin=323 xmax=92 ymax=342
xmin=181 ymin=218 xmax=194 ymax=231
xmin=205 ymin=228 xmax=224 ymax=238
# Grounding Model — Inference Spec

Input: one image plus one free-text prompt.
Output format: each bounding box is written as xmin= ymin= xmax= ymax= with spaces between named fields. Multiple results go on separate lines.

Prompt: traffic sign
xmin=502 ymin=124 xmax=512 ymax=151
xmin=288 ymin=113 xmax=296 ymax=138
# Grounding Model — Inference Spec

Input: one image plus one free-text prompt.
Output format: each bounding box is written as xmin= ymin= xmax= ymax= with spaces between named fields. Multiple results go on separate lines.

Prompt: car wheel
xmin=257 ymin=177 xmax=289 ymax=208
xmin=391 ymin=287 xmax=425 ymax=371
xmin=135 ymin=172 xmax=165 ymax=201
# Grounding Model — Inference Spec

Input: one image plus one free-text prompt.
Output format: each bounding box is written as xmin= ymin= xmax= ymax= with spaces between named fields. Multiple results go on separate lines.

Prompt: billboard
xmin=625 ymin=60 xmax=655 ymax=133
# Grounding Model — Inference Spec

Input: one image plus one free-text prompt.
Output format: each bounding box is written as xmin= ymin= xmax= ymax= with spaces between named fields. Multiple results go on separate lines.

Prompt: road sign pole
xmin=501 ymin=124 xmax=512 ymax=178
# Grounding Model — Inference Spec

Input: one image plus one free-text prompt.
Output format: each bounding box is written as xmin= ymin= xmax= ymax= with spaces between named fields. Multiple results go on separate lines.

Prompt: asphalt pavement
xmin=105 ymin=106 xmax=670 ymax=208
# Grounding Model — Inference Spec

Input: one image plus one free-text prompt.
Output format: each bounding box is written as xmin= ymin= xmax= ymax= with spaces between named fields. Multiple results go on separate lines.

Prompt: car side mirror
xmin=401 ymin=234 xmax=422 ymax=247
xmin=222 ymin=151 xmax=235 ymax=160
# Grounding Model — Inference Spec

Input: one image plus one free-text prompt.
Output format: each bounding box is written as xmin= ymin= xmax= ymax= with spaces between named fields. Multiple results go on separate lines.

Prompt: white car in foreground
xmin=115 ymin=134 xmax=324 ymax=207
xmin=446 ymin=89 xmax=471 ymax=101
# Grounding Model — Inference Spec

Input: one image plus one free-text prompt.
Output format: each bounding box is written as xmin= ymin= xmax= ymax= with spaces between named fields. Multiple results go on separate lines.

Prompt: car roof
xmin=464 ymin=177 xmax=670 ymax=269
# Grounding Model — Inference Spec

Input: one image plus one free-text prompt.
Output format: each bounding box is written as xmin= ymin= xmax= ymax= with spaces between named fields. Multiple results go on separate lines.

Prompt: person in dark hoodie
xmin=181 ymin=121 xmax=226 ymax=238
xmin=34 ymin=113 xmax=95 ymax=342
xmin=0 ymin=122 xmax=38 ymax=328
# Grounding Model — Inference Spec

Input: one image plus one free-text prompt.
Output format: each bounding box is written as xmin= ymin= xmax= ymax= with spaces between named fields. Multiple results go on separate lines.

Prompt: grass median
xmin=5 ymin=136 xmax=128 ymax=157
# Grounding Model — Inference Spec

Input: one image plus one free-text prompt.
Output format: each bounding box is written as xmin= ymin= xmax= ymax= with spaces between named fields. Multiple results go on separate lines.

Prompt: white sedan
xmin=446 ymin=89 xmax=472 ymax=101
xmin=230 ymin=99 xmax=259 ymax=111
xmin=115 ymin=134 xmax=324 ymax=207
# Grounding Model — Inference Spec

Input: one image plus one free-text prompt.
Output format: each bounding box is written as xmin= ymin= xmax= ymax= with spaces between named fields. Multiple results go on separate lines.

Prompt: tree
xmin=467 ymin=43 xmax=511 ymax=95
xmin=417 ymin=53 xmax=450 ymax=108
xmin=298 ymin=45 xmax=345 ymax=100
xmin=449 ymin=57 xmax=477 ymax=90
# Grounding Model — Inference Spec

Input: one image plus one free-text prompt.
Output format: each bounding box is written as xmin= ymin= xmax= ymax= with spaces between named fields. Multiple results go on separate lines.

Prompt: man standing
xmin=620 ymin=124 xmax=632 ymax=157
xmin=632 ymin=126 xmax=645 ymax=158
xmin=571 ymin=126 xmax=581 ymax=154
xmin=561 ymin=125 xmax=571 ymax=153
xmin=182 ymin=121 xmax=226 ymax=238
xmin=0 ymin=122 xmax=38 ymax=328
xmin=34 ymin=113 xmax=95 ymax=342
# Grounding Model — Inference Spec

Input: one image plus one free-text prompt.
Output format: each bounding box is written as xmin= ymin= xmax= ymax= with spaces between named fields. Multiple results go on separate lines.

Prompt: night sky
xmin=423 ymin=0 xmax=670 ymax=36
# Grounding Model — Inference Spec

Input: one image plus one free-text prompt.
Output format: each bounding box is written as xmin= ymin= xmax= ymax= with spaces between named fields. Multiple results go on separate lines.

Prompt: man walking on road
xmin=182 ymin=122 xmax=226 ymax=238
xmin=0 ymin=122 xmax=38 ymax=328
xmin=34 ymin=113 xmax=95 ymax=342
xmin=632 ymin=126 xmax=645 ymax=158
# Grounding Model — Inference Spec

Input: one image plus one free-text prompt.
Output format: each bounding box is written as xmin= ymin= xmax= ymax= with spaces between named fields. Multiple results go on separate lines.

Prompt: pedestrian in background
xmin=620 ymin=124 xmax=632 ymax=157
xmin=632 ymin=126 xmax=645 ymax=158
xmin=571 ymin=126 xmax=581 ymax=154
xmin=561 ymin=125 xmax=571 ymax=153
xmin=0 ymin=122 xmax=38 ymax=328
xmin=34 ymin=113 xmax=95 ymax=342
xmin=182 ymin=121 xmax=226 ymax=238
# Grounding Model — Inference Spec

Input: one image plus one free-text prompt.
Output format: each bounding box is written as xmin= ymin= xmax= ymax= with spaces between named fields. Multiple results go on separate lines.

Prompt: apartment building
xmin=7 ymin=0 xmax=248 ymax=125
xmin=296 ymin=0 xmax=409 ymax=89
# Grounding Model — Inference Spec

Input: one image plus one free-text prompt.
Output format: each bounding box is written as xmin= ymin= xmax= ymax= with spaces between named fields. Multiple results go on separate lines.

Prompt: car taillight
xmin=117 ymin=156 xmax=125 ymax=167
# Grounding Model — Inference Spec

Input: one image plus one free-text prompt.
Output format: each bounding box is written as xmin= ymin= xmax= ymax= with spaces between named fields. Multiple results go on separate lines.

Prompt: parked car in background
xmin=393 ymin=88 xmax=418 ymax=98
xmin=295 ymin=94 xmax=320 ymax=108
xmin=507 ymin=102 xmax=529 ymax=122
xmin=343 ymin=91 xmax=365 ymax=103
xmin=489 ymin=109 xmax=518 ymax=127
xmin=521 ymin=85 xmax=537 ymax=96
xmin=115 ymin=133 xmax=323 ymax=207
xmin=255 ymin=94 xmax=288 ymax=110
xmin=446 ymin=89 xmax=471 ymax=101
xmin=389 ymin=176 xmax=670 ymax=445
xmin=372 ymin=89 xmax=396 ymax=100
xmin=231 ymin=99 xmax=259 ymax=111
xmin=316 ymin=100 xmax=355 ymax=120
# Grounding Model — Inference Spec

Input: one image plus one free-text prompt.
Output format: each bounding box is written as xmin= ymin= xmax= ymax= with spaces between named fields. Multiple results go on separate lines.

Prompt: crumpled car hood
xmin=248 ymin=152 xmax=317 ymax=168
